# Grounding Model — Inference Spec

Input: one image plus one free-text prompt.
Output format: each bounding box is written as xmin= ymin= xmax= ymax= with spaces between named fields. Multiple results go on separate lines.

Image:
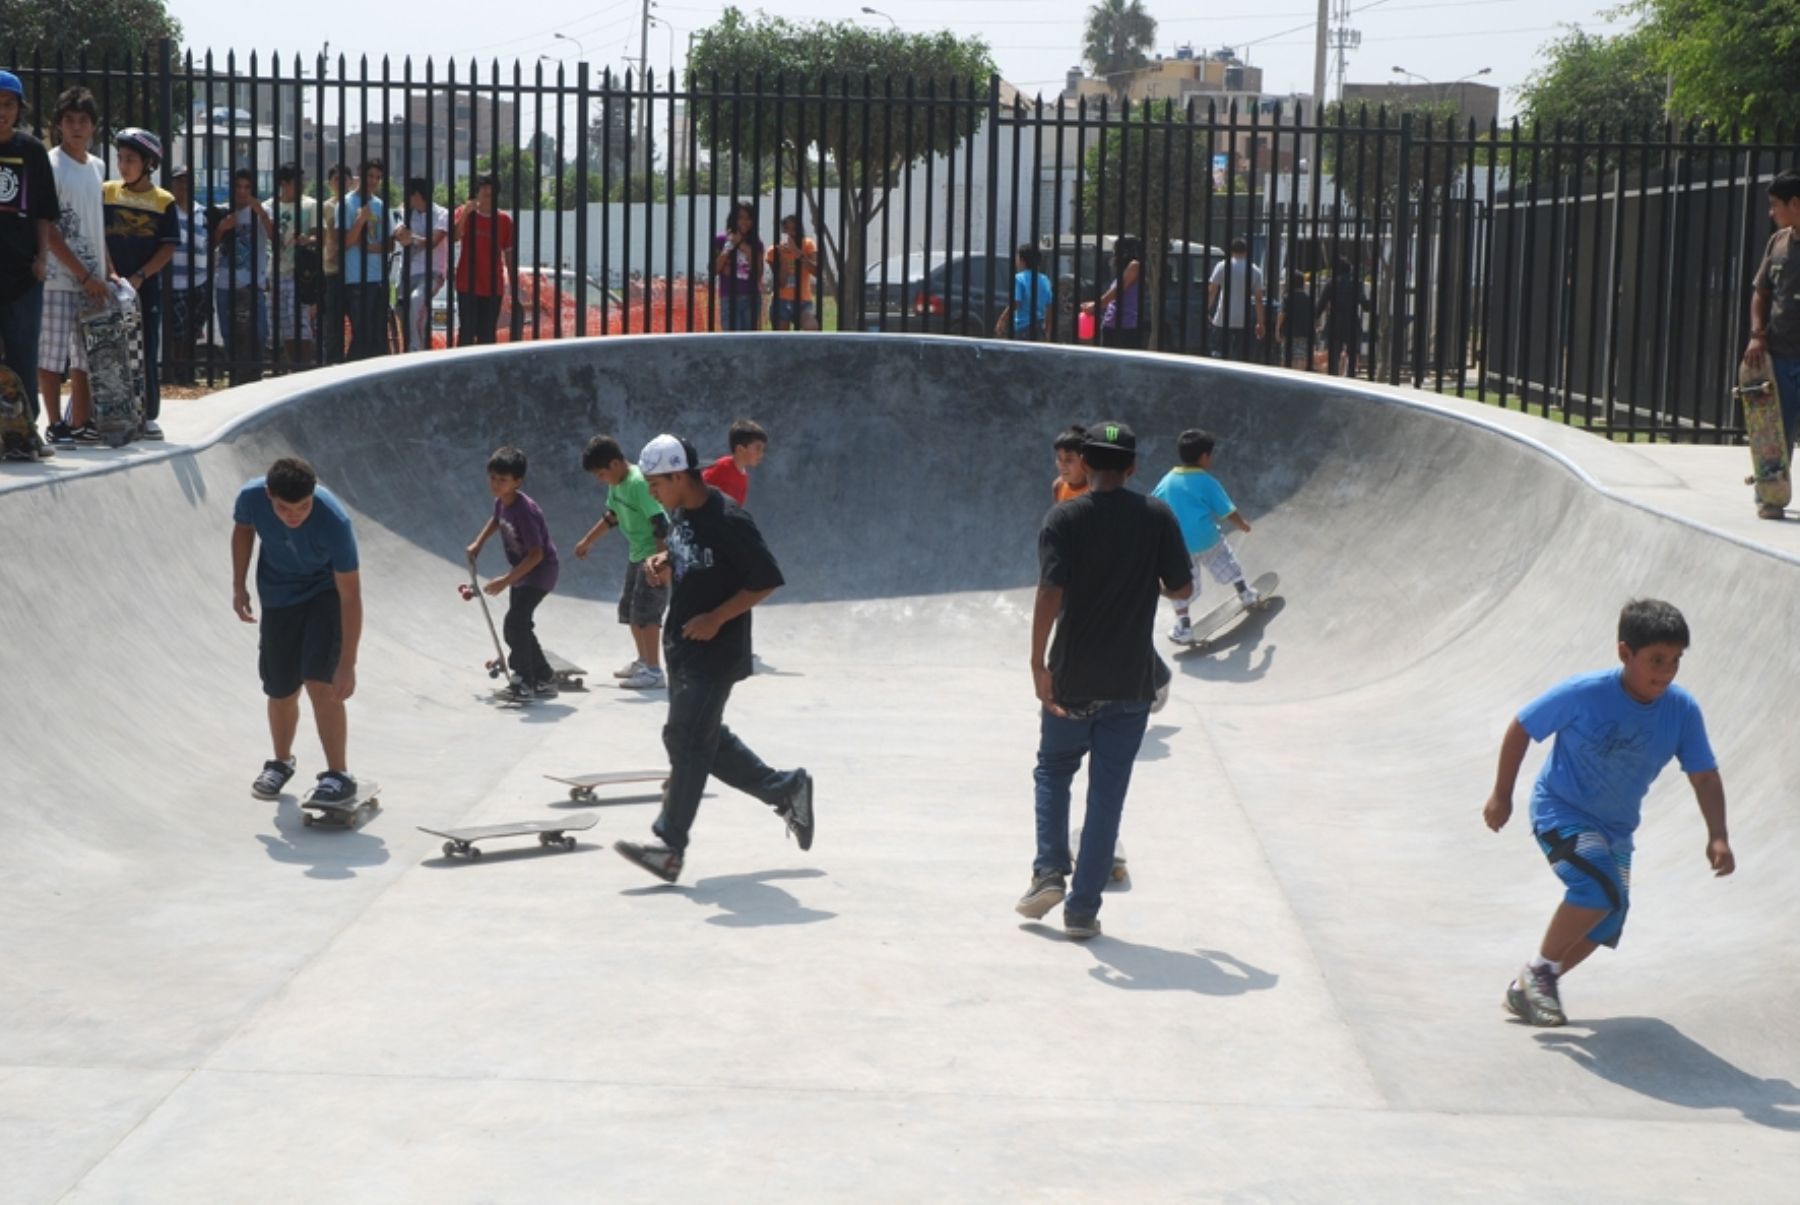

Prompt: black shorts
xmin=260 ymin=589 xmax=343 ymax=698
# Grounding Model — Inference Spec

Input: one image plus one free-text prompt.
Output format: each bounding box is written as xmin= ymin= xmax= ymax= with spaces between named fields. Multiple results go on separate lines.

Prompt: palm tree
xmin=1083 ymin=0 xmax=1158 ymax=80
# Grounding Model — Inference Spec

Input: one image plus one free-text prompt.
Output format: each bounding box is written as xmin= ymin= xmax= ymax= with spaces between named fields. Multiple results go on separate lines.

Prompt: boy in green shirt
xmin=577 ymin=434 xmax=671 ymax=690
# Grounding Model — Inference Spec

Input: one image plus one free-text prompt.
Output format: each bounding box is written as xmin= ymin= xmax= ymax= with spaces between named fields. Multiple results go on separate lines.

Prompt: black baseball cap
xmin=1084 ymin=420 xmax=1137 ymax=454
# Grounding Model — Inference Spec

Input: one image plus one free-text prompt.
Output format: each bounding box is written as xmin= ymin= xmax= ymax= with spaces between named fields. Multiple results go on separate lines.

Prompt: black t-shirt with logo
xmin=0 ymin=131 xmax=59 ymax=301
xmin=664 ymin=487 xmax=786 ymax=681
xmin=1039 ymin=487 xmax=1192 ymax=707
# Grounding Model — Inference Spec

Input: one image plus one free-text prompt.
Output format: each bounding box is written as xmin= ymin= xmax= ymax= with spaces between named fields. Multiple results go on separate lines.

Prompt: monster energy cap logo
xmin=1083 ymin=420 xmax=1137 ymax=454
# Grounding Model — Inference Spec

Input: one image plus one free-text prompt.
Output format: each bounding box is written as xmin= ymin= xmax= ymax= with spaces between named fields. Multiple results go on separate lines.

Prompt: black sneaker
xmin=309 ymin=770 xmax=359 ymax=806
xmin=71 ymin=423 xmax=103 ymax=445
xmin=1015 ymin=871 xmax=1067 ymax=919
xmin=614 ymin=838 xmax=683 ymax=883
xmin=252 ymin=755 xmax=297 ymax=799
xmin=1063 ymin=911 xmax=1102 ymax=940
xmin=777 ymin=768 xmax=814 ymax=851
xmin=48 ymin=421 xmax=74 ymax=446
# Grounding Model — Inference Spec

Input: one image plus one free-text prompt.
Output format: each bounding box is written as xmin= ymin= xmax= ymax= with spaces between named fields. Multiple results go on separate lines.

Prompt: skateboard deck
xmin=1178 ymin=571 xmax=1281 ymax=647
xmin=1737 ymin=358 xmax=1792 ymax=510
xmin=459 ymin=560 xmax=515 ymax=682
xmin=544 ymin=769 xmax=670 ymax=803
xmin=80 ymin=281 xmax=145 ymax=447
xmin=1072 ymin=826 xmax=1129 ymax=884
xmin=300 ymin=779 xmax=382 ymax=828
xmin=0 ymin=366 xmax=34 ymax=460
xmin=419 ymin=813 xmax=598 ymax=858
xmin=543 ymin=648 xmax=587 ymax=690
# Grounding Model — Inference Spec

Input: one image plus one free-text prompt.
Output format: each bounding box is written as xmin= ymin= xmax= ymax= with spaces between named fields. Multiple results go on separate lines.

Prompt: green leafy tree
xmin=0 ymin=0 xmax=182 ymax=133
xmin=475 ymin=145 xmax=543 ymax=209
xmin=1632 ymin=0 xmax=1800 ymax=131
xmin=688 ymin=7 xmax=996 ymax=328
xmin=1321 ymin=97 xmax=1461 ymax=215
xmin=1083 ymin=0 xmax=1159 ymax=80
xmin=1512 ymin=26 xmax=1668 ymax=178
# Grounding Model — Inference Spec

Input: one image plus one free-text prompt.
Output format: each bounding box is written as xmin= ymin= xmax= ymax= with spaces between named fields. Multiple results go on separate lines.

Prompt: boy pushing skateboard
xmin=1483 ymin=599 xmax=1734 ymax=1027
xmin=233 ymin=457 xmax=364 ymax=804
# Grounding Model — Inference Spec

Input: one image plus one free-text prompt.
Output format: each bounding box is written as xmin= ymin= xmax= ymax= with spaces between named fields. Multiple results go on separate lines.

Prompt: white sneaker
xmin=620 ymin=666 xmax=665 ymax=690
xmin=612 ymin=658 xmax=644 ymax=679
xmin=1167 ymin=618 xmax=1193 ymax=644
xmin=1238 ymin=586 xmax=1261 ymax=606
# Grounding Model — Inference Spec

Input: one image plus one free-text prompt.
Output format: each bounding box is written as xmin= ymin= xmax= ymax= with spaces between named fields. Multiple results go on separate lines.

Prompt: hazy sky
xmin=167 ymin=0 xmax=1632 ymax=119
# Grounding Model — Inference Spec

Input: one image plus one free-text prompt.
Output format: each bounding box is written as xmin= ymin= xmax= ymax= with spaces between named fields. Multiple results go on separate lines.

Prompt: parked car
xmin=862 ymin=252 xmax=1015 ymax=337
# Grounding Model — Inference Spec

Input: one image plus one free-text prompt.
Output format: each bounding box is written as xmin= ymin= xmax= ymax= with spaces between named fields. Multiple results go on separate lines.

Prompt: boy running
xmin=576 ymin=434 xmax=670 ymax=691
xmin=1483 ymin=599 xmax=1733 ymax=1027
xmin=233 ymin=458 xmax=364 ymax=803
xmin=39 ymin=86 xmax=114 ymax=447
xmin=1152 ymin=428 xmax=1259 ymax=644
xmin=1052 ymin=425 xmax=1088 ymax=502
xmin=700 ymin=418 xmax=768 ymax=507
xmin=613 ymin=434 xmax=814 ymax=884
xmin=1017 ymin=422 xmax=1192 ymax=938
xmin=102 ymin=128 xmax=176 ymax=439
xmin=466 ymin=446 xmax=561 ymax=696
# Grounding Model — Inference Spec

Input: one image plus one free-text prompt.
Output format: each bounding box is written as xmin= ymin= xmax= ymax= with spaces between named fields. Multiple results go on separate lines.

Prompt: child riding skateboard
xmin=466 ymin=446 xmax=561 ymax=697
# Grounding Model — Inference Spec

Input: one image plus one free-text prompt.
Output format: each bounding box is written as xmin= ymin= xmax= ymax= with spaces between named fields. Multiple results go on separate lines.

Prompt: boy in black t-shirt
xmin=0 ymin=70 xmax=59 ymax=459
xmin=1019 ymin=422 xmax=1193 ymax=938
xmin=613 ymin=433 xmax=815 ymax=883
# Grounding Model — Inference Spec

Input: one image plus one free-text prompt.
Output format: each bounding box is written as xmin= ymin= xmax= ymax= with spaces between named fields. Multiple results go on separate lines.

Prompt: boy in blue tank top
xmin=1483 ymin=599 xmax=1733 ymax=1027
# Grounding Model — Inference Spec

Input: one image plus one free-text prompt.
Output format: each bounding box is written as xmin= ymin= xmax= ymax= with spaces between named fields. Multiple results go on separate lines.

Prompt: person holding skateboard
xmin=1152 ymin=428 xmax=1259 ymax=645
xmin=102 ymin=128 xmax=176 ymax=440
xmin=233 ymin=457 xmax=364 ymax=804
xmin=1483 ymin=599 xmax=1733 ymax=1027
xmin=1746 ymin=168 xmax=1800 ymax=520
xmin=38 ymin=86 xmax=114 ymax=447
xmin=467 ymin=446 xmax=561 ymax=696
xmin=613 ymin=434 xmax=814 ymax=883
xmin=576 ymin=434 xmax=668 ymax=691
xmin=1017 ymin=422 xmax=1193 ymax=938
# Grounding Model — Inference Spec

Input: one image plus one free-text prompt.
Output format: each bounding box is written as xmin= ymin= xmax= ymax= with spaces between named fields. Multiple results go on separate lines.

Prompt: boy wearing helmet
xmin=103 ymin=127 xmax=176 ymax=438
xmin=0 ymin=69 xmax=58 ymax=459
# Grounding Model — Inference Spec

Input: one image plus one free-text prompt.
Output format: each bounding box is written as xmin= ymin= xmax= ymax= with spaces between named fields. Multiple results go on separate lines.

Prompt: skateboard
xmin=542 ymin=648 xmax=588 ymax=691
xmin=300 ymin=778 xmax=382 ymax=828
xmin=1071 ymin=825 xmax=1129 ymax=883
xmin=80 ymin=280 xmax=145 ymax=447
xmin=1737 ymin=358 xmax=1792 ymax=511
xmin=0 ymin=366 xmax=34 ymax=460
xmin=458 ymin=560 xmax=586 ymax=687
xmin=544 ymin=769 xmax=670 ymax=803
xmin=1177 ymin=571 xmax=1281 ymax=647
xmin=418 ymin=813 xmax=598 ymax=859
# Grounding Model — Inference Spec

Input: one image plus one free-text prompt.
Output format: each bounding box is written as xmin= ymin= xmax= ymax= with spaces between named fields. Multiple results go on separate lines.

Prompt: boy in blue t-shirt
xmin=1150 ymin=428 xmax=1257 ymax=644
xmin=1483 ymin=599 xmax=1733 ymax=1027
xmin=232 ymin=457 xmax=363 ymax=804
xmin=994 ymin=243 xmax=1053 ymax=342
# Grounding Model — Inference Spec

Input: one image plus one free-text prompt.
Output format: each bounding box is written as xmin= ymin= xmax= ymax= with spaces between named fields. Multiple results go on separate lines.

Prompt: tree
xmin=588 ymin=95 xmax=636 ymax=180
xmin=688 ymin=7 xmax=997 ymax=329
xmin=1083 ymin=0 xmax=1158 ymax=81
xmin=1320 ymin=97 xmax=1461 ymax=216
xmin=1511 ymin=26 xmax=1668 ymax=178
xmin=0 ymin=0 xmax=182 ymax=132
xmin=1631 ymin=0 xmax=1800 ymax=131
xmin=1075 ymin=103 xmax=1209 ymax=349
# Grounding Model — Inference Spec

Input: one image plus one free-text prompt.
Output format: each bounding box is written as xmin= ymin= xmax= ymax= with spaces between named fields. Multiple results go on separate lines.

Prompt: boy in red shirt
xmin=701 ymin=418 xmax=767 ymax=506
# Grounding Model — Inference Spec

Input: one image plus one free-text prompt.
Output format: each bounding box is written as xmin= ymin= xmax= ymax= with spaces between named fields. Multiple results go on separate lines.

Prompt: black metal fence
xmin=12 ymin=41 xmax=1798 ymax=441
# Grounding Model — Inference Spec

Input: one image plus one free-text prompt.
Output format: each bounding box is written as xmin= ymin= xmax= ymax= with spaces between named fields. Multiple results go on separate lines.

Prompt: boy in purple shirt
xmin=466 ymin=445 xmax=561 ymax=696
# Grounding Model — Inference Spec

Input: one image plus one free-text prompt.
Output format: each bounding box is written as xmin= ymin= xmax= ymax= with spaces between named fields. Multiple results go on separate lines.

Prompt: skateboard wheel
xmin=443 ymin=841 xmax=457 ymax=858
xmin=538 ymin=832 xmax=554 ymax=847
xmin=561 ymin=837 xmax=577 ymax=851
xmin=466 ymin=845 xmax=482 ymax=859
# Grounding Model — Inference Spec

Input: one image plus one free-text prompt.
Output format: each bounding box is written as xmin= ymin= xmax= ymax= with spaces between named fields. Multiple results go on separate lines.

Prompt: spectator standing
xmin=212 ymin=168 xmax=271 ymax=383
xmin=319 ymin=164 xmax=348 ymax=363
xmin=1319 ymin=256 xmax=1370 ymax=378
xmin=0 ymin=69 xmax=58 ymax=458
xmin=1275 ymin=270 xmax=1317 ymax=370
xmin=102 ymin=128 xmax=177 ymax=439
xmin=1083 ymin=235 xmax=1145 ymax=350
xmin=163 ymin=165 xmax=210 ymax=386
xmin=266 ymin=163 xmax=318 ymax=365
xmin=395 ymin=177 xmax=448 ymax=352
xmin=765 ymin=213 xmax=818 ymax=331
xmin=995 ymin=243 xmax=1054 ymax=341
xmin=712 ymin=199 xmax=764 ymax=332
xmin=1207 ymin=237 xmax=1267 ymax=363
xmin=340 ymin=158 xmax=391 ymax=361
xmin=1746 ymin=167 xmax=1800 ymax=520
xmin=452 ymin=175 xmax=516 ymax=346
xmin=39 ymin=86 xmax=113 ymax=447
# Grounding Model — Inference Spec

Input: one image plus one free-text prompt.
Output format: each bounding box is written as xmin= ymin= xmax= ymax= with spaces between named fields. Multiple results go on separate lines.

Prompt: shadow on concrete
xmin=1138 ymin=723 xmax=1180 ymax=762
xmin=474 ymin=694 xmax=581 ymax=723
xmin=1535 ymin=1017 xmax=1800 ymax=1130
xmin=256 ymin=801 xmax=391 ymax=880
xmin=1175 ymin=597 xmax=1285 ymax=684
xmin=547 ymin=790 xmax=670 ymax=810
xmin=623 ymin=867 xmax=837 ymax=927
xmin=1023 ymin=927 xmax=1278 ymax=996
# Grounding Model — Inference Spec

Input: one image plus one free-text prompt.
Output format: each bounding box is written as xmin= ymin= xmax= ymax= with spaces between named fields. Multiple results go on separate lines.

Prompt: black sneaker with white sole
xmin=252 ymin=756 xmax=297 ymax=799
xmin=1063 ymin=910 xmax=1102 ymax=940
xmin=309 ymin=770 xmax=359 ymax=806
xmin=614 ymin=839 xmax=684 ymax=883
xmin=777 ymin=769 xmax=814 ymax=851
xmin=1015 ymin=871 xmax=1067 ymax=919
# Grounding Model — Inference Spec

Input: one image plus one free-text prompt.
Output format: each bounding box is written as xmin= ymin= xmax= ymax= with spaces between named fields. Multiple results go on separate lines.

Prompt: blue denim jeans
xmin=0 ymin=280 xmax=44 ymax=420
xmin=720 ymin=292 xmax=759 ymax=331
xmin=1770 ymin=354 xmax=1800 ymax=452
xmin=216 ymin=286 xmax=269 ymax=360
xmin=1033 ymin=700 xmax=1151 ymax=918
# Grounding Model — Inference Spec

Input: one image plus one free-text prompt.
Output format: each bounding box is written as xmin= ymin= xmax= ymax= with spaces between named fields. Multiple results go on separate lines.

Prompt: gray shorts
xmin=619 ymin=559 xmax=670 ymax=628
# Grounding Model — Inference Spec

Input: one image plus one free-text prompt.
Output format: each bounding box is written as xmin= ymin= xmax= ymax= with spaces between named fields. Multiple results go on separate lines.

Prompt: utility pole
xmin=1313 ymin=0 xmax=1328 ymax=122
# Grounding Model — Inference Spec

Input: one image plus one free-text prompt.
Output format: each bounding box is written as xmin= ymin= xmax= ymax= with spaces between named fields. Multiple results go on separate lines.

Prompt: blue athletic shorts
xmin=1536 ymin=826 xmax=1632 ymax=948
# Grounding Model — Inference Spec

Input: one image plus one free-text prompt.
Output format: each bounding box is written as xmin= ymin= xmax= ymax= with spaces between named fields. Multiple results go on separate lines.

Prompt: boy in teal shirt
xmin=577 ymin=434 xmax=671 ymax=690
xmin=1150 ymin=428 xmax=1257 ymax=644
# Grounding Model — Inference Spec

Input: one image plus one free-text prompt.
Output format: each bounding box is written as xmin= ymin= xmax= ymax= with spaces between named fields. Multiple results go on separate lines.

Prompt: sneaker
xmin=138 ymin=419 xmax=165 ymax=441
xmin=71 ymin=423 xmax=103 ymax=445
xmin=1014 ymin=871 xmax=1067 ymax=919
xmin=1063 ymin=910 xmax=1102 ymax=940
xmin=309 ymin=770 xmax=359 ymax=806
xmin=48 ymin=422 xmax=74 ymax=446
xmin=1238 ymin=586 xmax=1261 ymax=606
xmin=620 ymin=665 xmax=664 ymax=690
xmin=1506 ymin=962 xmax=1566 ymax=1027
xmin=777 ymin=769 xmax=815 ymax=850
xmin=1167 ymin=617 xmax=1193 ymax=644
xmin=1757 ymin=503 xmax=1785 ymax=520
xmin=612 ymin=658 xmax=644 ymax=679
xmin=251 ymin=755 xmax=296 ymax=799
xmin=1152 ymin=678 xmax=1171 ymax=714
xmin=614 ymin=838 xmax=683 ymax=883
xmin=531 ymin=679 xmax=560 ymax=697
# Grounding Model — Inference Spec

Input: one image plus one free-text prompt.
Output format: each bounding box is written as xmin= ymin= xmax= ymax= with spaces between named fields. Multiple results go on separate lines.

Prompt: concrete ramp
xmin=3 ymin=337 xmax=1797 ymax=1200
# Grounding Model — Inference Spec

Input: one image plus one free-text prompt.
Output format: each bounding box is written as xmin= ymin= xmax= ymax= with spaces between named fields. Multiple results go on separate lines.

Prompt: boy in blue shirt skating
xmin=1151 ymin=429 xmax=1257 ymax=644
xmin=1483 ymin=599 xmax=1734 ymax=1027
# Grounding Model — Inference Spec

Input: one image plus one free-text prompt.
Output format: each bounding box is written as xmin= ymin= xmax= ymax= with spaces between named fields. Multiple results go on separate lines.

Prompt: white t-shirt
xmin=46 ymin=146 xmax=106 ymax=293
xmin=1209 ymin=258 xmax=1265 ymax=329
xmin=401 ymin=202 xmax=449 ymax=278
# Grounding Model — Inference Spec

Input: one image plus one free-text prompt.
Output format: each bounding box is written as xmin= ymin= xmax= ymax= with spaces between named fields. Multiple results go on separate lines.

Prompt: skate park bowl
xmin=3 ymin=334 xmax=1798 ymax=1199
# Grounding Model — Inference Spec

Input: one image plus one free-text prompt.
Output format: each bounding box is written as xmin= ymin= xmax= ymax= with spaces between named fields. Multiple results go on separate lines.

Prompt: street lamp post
xmin=554 ymin=32 xmax=587 ymax=61
xmin=1391 ymin=65 xmax=1491 ymax=106
xmin=861 ymin=6 xmax=900 ymax=30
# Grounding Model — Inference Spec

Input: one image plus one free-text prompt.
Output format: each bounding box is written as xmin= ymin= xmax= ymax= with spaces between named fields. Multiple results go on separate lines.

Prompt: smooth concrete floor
xmin=2 ymin=340 xmax=1797 ymax=1202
